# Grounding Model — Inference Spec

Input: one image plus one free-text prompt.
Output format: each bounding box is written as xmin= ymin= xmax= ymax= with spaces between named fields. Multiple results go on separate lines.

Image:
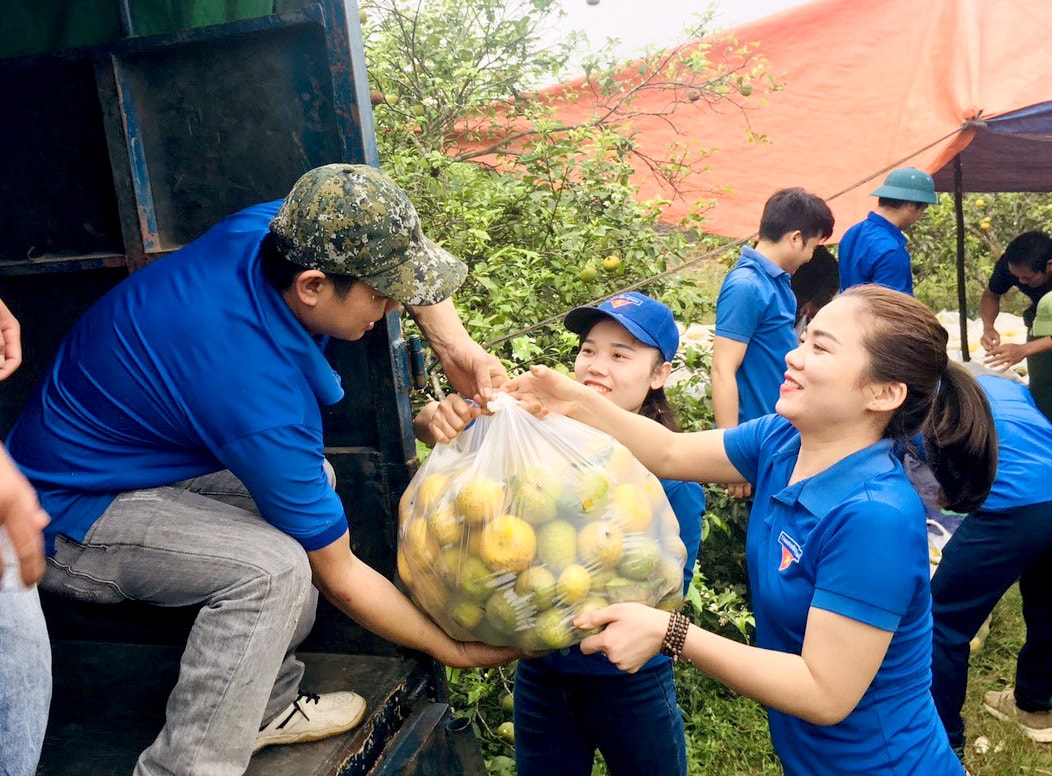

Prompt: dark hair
xmin=877 ymin=197 xmax=927 ymax=210
xmin=640 ymin=385 xmax=681 ymax=432
xmin=791 ymin=244 xmax=839 ymax=323
xmin=758 ymin=188 xmax=835 ymax=243
xmin=842 ymin=285 xmax=996 ymax=513
xmin=259 ymin=232 xmax=359 ymax=298
xmin=1002 ymin=231 xmax=1052 ymax=273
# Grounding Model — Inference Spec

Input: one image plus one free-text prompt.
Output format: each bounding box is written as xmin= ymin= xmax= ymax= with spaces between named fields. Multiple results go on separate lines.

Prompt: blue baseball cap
xmin=564 ymin=292 xmax=679 ymax=362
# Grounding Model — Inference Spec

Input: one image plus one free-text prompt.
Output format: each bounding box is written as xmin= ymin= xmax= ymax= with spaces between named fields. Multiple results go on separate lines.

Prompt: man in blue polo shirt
xmin=931 ymin=370 xmax=1052 ymax=758
xmin=6 ymin=164 xmax=518 ymax=776
xmin=837 ymin=167 xmax=938 ymax=295
xmin=712 ymin=188 xmax=834 ymax=497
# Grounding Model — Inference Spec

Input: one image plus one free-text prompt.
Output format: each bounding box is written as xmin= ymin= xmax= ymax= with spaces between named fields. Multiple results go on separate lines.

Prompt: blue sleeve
xmin=722 ymin=414 xmax=782 ymax=485
xmin=714 ymin=272 xmax=766 ymax=344
xmin=217 ymin=425 xmax=348 ymax=551
xmin=868 ymin=247 xmax=914 ymax=295
xmin=837 ymin=227 xmax=860 ymax=292
xmin=661 ymin=479 xmax=705 ymax=590
xmin=810 ymin=499 xmax=923 ymax=631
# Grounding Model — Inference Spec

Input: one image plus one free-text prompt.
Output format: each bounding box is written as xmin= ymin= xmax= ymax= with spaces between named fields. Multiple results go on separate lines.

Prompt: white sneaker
xmin=982 ymin=687 xmax=1052 ymax=743
xmin=254 ymin=691 xmax=367 ymax=752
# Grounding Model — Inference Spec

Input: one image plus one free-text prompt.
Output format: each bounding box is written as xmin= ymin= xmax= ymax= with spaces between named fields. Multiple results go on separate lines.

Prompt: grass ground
xmin=961 ymin=585 xmax=1052 ymax=776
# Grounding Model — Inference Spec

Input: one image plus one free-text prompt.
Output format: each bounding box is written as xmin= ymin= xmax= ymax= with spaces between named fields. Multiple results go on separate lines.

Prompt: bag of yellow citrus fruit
xmin=397 ymin=393 xmax=689 ymax=651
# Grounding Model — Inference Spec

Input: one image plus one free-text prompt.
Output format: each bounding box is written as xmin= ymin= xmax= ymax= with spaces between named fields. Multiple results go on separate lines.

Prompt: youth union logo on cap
xmin=777 ymin=531 xmax=802 ymax=571
xmin=608 ymin=295 xmax=643 ymax=309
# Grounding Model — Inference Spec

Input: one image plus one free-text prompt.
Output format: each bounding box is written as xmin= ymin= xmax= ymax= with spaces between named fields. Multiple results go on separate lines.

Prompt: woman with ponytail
xmin=506 ymin=285 xmax=994 ymax=775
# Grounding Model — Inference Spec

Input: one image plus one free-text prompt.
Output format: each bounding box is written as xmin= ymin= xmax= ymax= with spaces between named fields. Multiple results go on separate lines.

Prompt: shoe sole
xmin=982 ymin=702 xmax=1052 ymax=743
xmin=253 ymin=700 xmax=368 ymax=753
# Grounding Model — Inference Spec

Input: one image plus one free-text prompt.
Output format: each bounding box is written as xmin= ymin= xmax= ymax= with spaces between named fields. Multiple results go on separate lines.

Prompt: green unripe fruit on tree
xmin=579 ymin=265 xmax=598 ymax=282
xmin=497 ymin=721 xmax=515 ymax=743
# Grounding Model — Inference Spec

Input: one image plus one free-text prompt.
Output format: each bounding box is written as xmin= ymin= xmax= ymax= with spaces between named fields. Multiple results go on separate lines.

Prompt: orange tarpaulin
xmin=486 ymin=0 xmax=1052 ymax=240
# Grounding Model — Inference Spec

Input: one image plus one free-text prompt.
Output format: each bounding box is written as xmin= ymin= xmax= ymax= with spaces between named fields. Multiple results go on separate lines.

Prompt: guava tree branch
xmin=446 ymin=40 xmax=768 ymax=196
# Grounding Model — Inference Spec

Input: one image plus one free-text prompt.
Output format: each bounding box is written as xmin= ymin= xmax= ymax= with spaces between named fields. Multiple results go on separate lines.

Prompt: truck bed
xmin=40 ymin=646 xmax=467 ymax=775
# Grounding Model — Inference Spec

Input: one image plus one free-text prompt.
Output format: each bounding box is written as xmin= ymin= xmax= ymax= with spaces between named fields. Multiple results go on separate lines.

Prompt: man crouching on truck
xmin=6 ymin=164 xmax=519 ymax=775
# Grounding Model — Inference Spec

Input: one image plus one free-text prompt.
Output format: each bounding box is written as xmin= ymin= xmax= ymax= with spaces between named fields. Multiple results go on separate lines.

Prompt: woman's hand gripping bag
xmin=397 ymin=393 xmax=689 ymax=651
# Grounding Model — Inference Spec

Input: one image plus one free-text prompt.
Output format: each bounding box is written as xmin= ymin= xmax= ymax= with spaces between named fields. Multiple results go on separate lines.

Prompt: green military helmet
xmin=1033 ymin=290 xmax=1052 ymax=337
xmin=270 ymin=164 xmax=468 ymax=306
xmin=869 ymin=166 xmax=938 ymax=205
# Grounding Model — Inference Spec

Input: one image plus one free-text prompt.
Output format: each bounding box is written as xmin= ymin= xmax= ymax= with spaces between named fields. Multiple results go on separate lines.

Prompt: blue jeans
xmin=41 ymin=470 xmax=317 ymax=776
xmin=513 ymin=658 xmax=687 ymax=776
xmin=0 ymin=586 xmax=51 ymax=776
xmin=931 ymin=500 xmax=1052 ymax=751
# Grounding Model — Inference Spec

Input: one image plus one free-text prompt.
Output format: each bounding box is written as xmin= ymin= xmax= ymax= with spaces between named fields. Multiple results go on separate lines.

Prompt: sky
xmin=548 ymin=0 xmax=805 ymax=63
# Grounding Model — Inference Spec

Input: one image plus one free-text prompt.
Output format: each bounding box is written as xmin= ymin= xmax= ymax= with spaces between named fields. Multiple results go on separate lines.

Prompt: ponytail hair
xmin=922 ymin=363 xmax=997 ymax=513
xmin=843 ymin=286 xmax=997 ymax=513
xmin=640 ymin=387 xmax=681 ymax=432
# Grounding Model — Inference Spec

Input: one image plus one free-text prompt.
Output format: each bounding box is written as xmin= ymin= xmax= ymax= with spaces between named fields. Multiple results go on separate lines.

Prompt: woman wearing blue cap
xmin=506 ymin=285 xmax=995 ymax=775
xmin=417 ymin=292 xmax=704 ymax=776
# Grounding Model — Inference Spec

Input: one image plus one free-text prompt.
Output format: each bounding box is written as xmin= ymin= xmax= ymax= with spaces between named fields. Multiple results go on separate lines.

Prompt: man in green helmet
xmin=7 ymin=164 xmax=519 ymax=775
xmin=837 ymin=166 xmax=938 ymax=296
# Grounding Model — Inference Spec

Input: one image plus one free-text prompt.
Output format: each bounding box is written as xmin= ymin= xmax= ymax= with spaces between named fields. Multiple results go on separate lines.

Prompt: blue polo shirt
xmin=977 ymin=375 xmax=1052 ymax=511
xmin=838 ymin=212 xmax=913 ymax=295
xmin=7 ymin=202 xmax=349 ymax=555
xmin=532 ymin=477 xmax=705 ymax=675
xmin=724 ymin=415 xmax=962 ymax=776
xmin=714 ymin=246 xmax=797 ymax=424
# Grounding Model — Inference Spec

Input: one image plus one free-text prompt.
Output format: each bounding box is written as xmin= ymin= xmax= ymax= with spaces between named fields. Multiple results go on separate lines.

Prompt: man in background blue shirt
xmin=931 ymin=371 xmax=1052 ymax=757
xmin=712 ymin=188 xmax=833 ymax=498
xmin=837 ymin=167 xmax=937 ymax=295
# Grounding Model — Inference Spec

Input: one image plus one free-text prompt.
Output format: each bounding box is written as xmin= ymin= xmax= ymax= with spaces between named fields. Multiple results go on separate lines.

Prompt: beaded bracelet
xmin=659 ymin=611 xmax=690 ymax=660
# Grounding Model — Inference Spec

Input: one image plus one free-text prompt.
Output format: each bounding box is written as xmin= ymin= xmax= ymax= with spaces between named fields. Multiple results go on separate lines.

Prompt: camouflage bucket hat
xmin=270 ymin=164 xmax=468 ymax=306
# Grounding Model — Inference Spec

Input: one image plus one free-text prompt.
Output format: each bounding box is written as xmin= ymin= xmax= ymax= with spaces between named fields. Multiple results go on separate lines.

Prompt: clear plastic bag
xmin=397 ymin=393 xmax=688 ymax=650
